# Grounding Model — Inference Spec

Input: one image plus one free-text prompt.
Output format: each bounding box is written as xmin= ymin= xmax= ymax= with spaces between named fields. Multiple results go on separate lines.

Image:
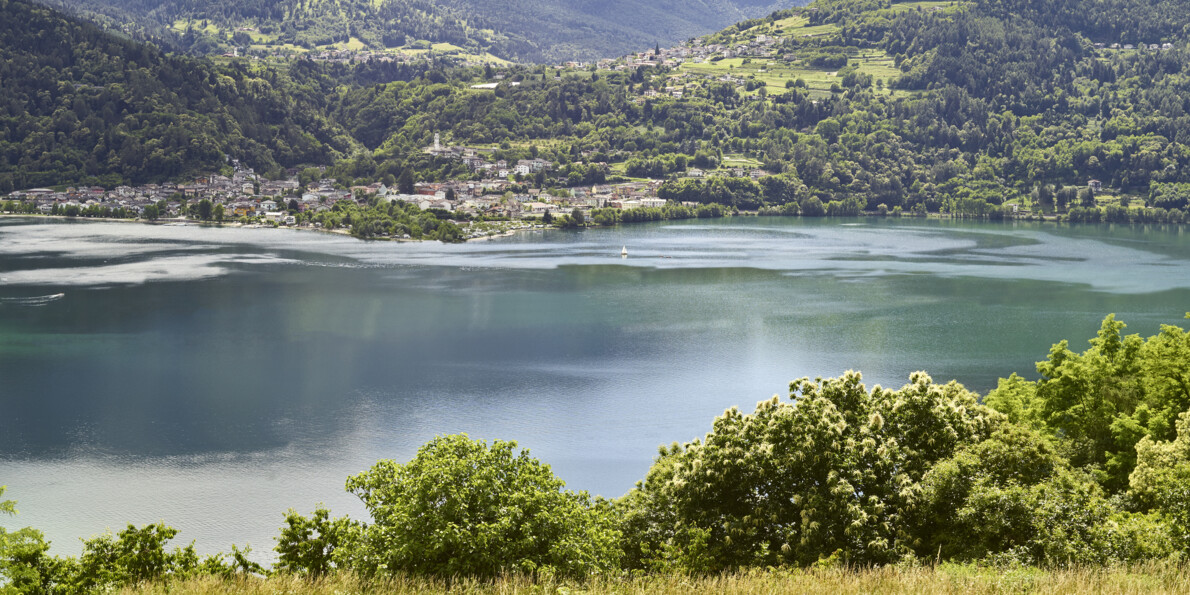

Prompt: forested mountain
xmin=0 ymin=0 xmax=357 ymax=190
xmin=42 ymin=0 xmax=804 ymax=62
xmin=10 ymin=0 xmax=1190 ymax=222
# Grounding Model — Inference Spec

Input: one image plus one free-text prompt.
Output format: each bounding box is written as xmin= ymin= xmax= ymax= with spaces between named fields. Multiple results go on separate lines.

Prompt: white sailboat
xmin=621 ymin=246 xmax=628 ymax=258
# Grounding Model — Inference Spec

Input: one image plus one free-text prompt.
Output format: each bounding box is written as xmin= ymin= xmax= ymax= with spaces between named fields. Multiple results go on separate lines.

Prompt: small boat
xmin=621 ymin=246 xmax=628 ymax=258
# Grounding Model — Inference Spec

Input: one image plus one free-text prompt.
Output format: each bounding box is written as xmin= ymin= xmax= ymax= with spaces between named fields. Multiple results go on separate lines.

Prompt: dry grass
xmin=120 ymin=563 xmax=1190 ymax=595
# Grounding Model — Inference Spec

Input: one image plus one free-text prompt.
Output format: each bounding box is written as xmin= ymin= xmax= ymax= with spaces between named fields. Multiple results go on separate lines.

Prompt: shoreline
xmin=0 ymin=213 xmax=548 ymax=242
xmin=2 ymin=212 xmax=1176 ymax=244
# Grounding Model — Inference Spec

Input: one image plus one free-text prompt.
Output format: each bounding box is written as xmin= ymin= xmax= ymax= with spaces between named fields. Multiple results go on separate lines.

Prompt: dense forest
xmin=0 ymin=0 xmax=363 ymax=190
xmin=5 ymin=314 xmax=1190 ymax=590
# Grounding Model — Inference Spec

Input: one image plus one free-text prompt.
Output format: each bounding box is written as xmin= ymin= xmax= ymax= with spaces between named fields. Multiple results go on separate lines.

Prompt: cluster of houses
xmin=423 ymin=132 xmax=769 ymax=182
xmin=302 ymin=49 xmax=412 ymax=64
xmin=386 ymin=179 xmax=672 ymax=219
xmin=7 ymin=166 xmax=281 ymax=218
xmin=611 ymin=31 xmax=786 ymax=69
xmin=1097 ymin=42 xmax=1174 ymax=51
xmin=690 ymin=167 xmax=770 ymax=180
xmin=718 ymin=34 xmax=785 ymax=60
xmin=5 ymin=162 xmax=686 ymax=224
xmin=559 ymin=20 xmax=786 ymax=74
xmin=218 ymin=41 xmax=492 ymax=67
xmin=424 ymin=134 xmax=555 ymax=178
xmin=550 ymin=39 xmax=725 ymax=74
xmin=636 ymin=73 xmax=700 ymax=100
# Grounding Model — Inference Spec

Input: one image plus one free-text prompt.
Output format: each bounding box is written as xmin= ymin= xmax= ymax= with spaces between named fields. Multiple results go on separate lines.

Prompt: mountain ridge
xmin=39 ymin=0 xmax=806 ymax=62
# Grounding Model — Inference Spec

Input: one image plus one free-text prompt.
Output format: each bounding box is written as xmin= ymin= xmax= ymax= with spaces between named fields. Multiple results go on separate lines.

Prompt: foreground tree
xmin=73 ymin=523 xmax=200 ymax=590
xmin=1130 ymin=411 xmax=1190 ymax=551
xmin=915 ymin=425 xmax=1174 ymax=565
xmin=339 ymin=434 xmax=620 ymax=579
xmin=197 ymin=199 xmax=213 ymax=221
xmin=274 ymin=505 xmax=352 ymax=577
xmin=986 ymin=314 xmax=1190 ymax=492
xmin=619 ymin=372 xmax=1002 ymax=571
xmin=0 ymin=486 xmax=76 ymax=593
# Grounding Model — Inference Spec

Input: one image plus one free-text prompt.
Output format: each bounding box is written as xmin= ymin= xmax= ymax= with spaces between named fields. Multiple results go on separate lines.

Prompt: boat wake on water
xmin=0 ymin=293 xmax=65 ymax=306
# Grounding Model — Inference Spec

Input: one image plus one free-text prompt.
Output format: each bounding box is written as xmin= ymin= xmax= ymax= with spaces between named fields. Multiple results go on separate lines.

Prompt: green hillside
xmin=314 ymin=0 xmax=1190 ymax=220
xmin=9 ymin=0 xmax=1190 ymax=224
xmin=0 ymin=0 xmax=357 ymax=190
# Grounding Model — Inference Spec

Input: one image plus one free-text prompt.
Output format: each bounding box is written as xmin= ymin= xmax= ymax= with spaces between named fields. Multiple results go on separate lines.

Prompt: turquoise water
xmin=1 ymin=216 xmax=1188 ymax=559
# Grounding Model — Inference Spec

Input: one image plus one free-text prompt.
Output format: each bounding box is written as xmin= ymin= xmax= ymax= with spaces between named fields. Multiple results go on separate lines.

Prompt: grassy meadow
xmin=119 ymin=564 xmax=1190 ymax=595
xmin=681 ymin=9 xmax=912 ymax=97
xmin=680 ymin=52 xmax=903 ymax=97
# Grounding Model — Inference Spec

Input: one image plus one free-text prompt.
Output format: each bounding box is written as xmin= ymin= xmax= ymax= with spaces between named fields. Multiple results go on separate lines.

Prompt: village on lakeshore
xmin=1 ymin=149 xmax=718 ymax=240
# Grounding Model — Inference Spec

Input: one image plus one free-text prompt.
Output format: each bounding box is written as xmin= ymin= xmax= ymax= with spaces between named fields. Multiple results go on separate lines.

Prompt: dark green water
xmin=1 ymin=216 xmax=1188 ymax=559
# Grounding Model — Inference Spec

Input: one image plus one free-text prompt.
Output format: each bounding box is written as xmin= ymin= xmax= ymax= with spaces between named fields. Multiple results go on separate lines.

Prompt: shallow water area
xmin=2 ymin=216 xmax=1189 ymax=560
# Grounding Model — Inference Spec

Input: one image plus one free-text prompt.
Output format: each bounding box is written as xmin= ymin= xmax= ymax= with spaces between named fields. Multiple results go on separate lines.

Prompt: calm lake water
xmin=2 ymin=216 xmax=1189 ymax=560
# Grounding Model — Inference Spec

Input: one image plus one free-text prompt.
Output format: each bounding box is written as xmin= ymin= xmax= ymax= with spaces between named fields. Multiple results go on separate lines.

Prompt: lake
xmin=2 ymin=216 xmax=1189 ymax=560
